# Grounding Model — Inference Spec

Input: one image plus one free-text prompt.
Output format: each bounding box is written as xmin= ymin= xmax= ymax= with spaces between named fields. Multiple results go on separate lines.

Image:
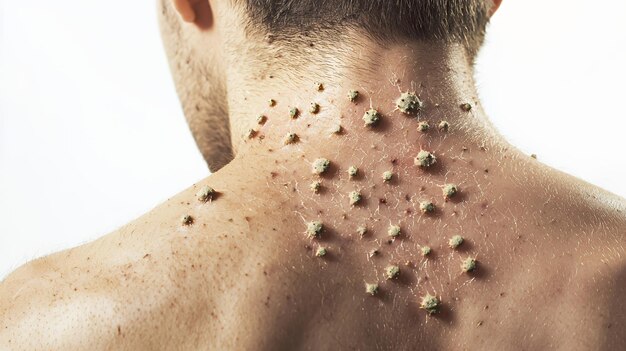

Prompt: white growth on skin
xmin=420 ymin=294 xmax=440 ymax=314
xmin=385 ymin=265 xmax=400 ymax=280
xmin=365 ymin=283 xmax=379 ymax=296
xmin=363 ymin=109 xmax=381 ymax=126
xmin=395 ymin=92 xmax=423 ymax=114
xmin=388 ymin=225 xmax=401 ymax=238
xmin=196 ymin=186 xmax=216 ymax=202
xmin=312 ymin=158 xmax=331 ymax=175
xmin=306 ymin=221 xmax=324 ymax=238
xmin=414 ymin=150 xmax=436 ymax=168
xmin=449 ymin=235 xmax=464 ymax=249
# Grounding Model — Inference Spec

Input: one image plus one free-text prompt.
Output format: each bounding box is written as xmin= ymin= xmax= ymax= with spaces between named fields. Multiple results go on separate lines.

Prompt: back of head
xmin=234 ymin=0 xmax=493 ymax=57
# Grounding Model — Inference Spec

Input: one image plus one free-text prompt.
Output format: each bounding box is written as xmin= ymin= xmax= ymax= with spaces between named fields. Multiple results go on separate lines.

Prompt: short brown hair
xmin=233 ymin=0 xmax=493 ymax=56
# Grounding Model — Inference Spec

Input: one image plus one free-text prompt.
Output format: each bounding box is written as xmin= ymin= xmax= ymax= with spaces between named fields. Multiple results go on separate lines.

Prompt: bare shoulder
xmin=0 ymin=173 xmax=275 ymax=350
xmin=549 ymin=179 xmax=626 ymax=349
xmin=0 ymin=164 xmax=334 ymax=350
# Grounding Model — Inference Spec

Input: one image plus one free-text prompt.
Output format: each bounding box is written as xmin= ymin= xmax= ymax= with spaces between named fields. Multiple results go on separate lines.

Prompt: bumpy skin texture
xmin=2 ymin=50 xmax=626 ymax=351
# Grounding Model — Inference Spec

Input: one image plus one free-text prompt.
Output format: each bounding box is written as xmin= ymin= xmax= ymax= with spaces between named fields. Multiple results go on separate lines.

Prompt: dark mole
xmin=387 ymin=239 xmax=393 ymax=244
xmin=117 ymin=325 xmax=122 ymax=336
xmin=270 ymin=171 xmax=278 ymax=178
xmin=405 ymin=194 xmax=411 ymax=201
xmin=379 ymin=198 xmax=387 ymax=204
xmin=244 ymin=216 xmax=251 ymax=222
xmin=391 ymin=158 xmax=398 ymax=165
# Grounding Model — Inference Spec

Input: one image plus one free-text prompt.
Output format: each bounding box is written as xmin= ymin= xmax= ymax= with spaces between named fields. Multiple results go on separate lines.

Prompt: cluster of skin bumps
xmin=183 ymin=84 xmax=479 ymax=317
xmin=284 ymin=86 xmax=477 ymax=315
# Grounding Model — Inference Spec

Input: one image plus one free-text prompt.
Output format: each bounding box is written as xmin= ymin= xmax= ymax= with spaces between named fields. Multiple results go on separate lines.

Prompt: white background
xmin=1 ymin=0 xmax=625 ymax=278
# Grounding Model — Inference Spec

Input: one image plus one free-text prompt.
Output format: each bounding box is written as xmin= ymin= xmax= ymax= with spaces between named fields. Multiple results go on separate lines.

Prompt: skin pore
xmin=1 ymin=0 xmax=626 ymax=350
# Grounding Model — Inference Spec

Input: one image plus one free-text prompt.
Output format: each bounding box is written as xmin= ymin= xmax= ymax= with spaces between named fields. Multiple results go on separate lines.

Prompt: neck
xmin=226 ymin=41 xmax=503 ymax=163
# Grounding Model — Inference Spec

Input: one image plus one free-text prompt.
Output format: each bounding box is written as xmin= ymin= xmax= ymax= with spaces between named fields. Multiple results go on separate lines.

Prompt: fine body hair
xmin=234 ymin=0 xmax=493 ymax=56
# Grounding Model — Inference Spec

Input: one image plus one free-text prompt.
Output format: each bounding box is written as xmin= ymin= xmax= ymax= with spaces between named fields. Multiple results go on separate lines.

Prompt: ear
xmin=172 ymin=0 xmax=213 ymax=29
xmin=489 ymin=0 xmax=503 ymax=17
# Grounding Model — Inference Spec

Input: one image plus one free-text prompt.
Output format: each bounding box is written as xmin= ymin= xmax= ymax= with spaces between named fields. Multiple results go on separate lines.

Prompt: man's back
xmin=2 ymin=124 xmax=625 ymax=349
xmin=3 ymin=0 xmax=626 ymax=348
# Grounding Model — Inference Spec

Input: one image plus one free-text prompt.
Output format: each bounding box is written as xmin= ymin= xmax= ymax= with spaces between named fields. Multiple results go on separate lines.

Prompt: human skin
xmin=1 ymin=1 xmax=626 ymax=350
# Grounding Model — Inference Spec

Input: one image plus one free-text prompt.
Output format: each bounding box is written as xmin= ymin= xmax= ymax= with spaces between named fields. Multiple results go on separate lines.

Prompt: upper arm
xmin=0 ymin=223 xmax=223 ymax=350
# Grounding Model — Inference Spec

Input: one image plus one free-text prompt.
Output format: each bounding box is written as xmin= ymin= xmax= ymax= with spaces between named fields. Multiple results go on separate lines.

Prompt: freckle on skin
xmin=283 ymin=133 xmax=299 ymax=145
xmin=246 ymin=129 xmax=257 ymax=139
xmin=268 ymin=99 xmax=276 ymax=107
xmin=309 ymin=102 xmax=320 ymax=114
xmin=257 ymin=115 xmax=267 ymax=124
xmin=316 ymin=83 xmax=324 ymax=91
